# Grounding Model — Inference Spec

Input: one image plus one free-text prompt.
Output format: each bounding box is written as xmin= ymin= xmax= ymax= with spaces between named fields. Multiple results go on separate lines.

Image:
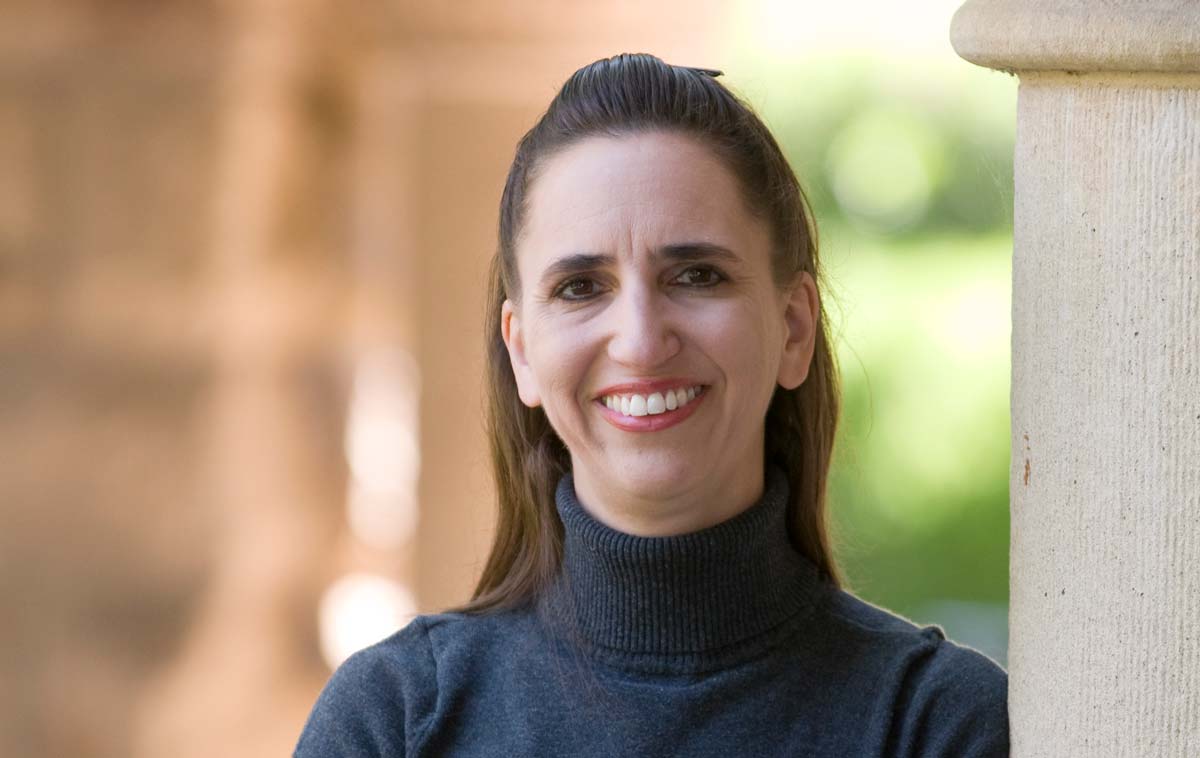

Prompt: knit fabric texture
xmin=294 ymin=465 xmax=1010 ymax=757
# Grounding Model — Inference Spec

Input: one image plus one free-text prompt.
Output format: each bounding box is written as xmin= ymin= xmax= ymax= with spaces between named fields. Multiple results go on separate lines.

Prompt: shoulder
xmin=293 ymin=616 xmax=440 ymax=757
xmin=819 ymin=587 xmax=1010 ymax=757
xmin=293 ymin=608 xmax=532 ymax=757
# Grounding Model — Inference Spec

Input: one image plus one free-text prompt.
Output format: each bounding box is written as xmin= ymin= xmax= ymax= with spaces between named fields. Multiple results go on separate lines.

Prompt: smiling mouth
xmin=598 ymin=385 xmax=706 ymax=417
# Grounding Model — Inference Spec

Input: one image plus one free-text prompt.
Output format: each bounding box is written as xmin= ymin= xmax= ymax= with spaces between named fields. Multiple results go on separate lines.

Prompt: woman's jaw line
xmin=568 ymin=457 xmax=757 ymax=538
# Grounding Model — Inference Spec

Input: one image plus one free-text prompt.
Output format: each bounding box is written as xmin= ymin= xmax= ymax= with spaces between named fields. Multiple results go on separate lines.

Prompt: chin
xmin=611 ymin=455 xmax=701 ymax=496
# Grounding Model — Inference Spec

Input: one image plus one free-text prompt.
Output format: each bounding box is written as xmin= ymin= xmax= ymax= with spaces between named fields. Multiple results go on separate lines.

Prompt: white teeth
xmin=646 ymin=392 xmax=666 ymax=415
xmin=629 ymin=395 xmax=648 ymax=416
xmin=602 ymin=385 xmax=704 ymax=418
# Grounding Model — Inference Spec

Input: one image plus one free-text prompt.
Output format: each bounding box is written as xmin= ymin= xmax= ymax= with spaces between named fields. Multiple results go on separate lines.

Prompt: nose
xmin=605 ymin=282 xmax=682 ymax=369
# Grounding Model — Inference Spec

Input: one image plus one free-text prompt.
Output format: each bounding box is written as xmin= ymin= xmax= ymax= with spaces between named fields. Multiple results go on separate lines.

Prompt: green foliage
xmin=727 ymin=55 xmax=1016 ymax=237
xmin=827 ymin=231 xmax=1013 ymax=663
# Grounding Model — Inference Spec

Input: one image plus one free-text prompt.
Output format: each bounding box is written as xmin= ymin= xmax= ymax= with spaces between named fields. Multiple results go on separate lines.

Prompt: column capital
xmin=951 ymin=0 xmax=1200 ymax=73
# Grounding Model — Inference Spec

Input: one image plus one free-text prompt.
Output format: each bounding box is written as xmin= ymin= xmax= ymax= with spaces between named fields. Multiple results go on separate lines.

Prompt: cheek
xmin=526 ymin=319 xmax=594 ymax=406
xmin=694 ymin=301 xmax=781 ymax=384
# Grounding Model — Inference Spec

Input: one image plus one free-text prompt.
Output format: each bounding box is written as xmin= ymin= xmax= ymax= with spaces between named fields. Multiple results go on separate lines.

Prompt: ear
xmin=776 ymin=271 xmax=819 ymax=390
xmin=500 ymin=299 xmax=542 ymax=407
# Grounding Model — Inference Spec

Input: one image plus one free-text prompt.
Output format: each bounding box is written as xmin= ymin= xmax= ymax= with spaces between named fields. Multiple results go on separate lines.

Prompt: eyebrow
xmin=537 ymin=242 xmax=741 ymax=292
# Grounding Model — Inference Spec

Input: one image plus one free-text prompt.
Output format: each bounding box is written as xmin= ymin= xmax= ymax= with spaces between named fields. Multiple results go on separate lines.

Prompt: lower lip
xmin=595 ymin=389 xmax=707 ymax=432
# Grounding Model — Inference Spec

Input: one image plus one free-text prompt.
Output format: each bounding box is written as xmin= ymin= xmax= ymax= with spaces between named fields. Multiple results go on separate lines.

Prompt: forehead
xmin=518 ymin=131 xmax=766 ymax=267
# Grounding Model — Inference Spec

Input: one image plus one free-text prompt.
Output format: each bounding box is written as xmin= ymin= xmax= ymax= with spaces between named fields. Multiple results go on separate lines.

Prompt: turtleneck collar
xmin=536 ymin=464 xmax=827 ymax=675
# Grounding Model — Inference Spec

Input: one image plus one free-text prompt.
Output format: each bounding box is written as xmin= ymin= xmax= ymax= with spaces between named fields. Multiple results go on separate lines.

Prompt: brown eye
xmin=555 ymin=277 xmax=600 ymax=300
xmin=676 ymin=266 xmax=723 ymax=287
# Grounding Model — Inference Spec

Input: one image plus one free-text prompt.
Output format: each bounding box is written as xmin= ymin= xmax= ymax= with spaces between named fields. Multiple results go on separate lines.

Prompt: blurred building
xmin=0 ymin=1 xmax=724 ymax=756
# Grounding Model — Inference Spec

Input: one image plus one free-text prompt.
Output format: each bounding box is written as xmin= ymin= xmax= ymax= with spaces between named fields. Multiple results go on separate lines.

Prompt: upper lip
xmin=592 ymin=378 xmax=705 ymax=400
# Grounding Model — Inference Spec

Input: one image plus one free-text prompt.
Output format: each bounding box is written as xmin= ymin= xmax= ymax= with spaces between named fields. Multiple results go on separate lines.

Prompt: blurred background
xmin=0 ymin=0 xmax=1014 ymax=755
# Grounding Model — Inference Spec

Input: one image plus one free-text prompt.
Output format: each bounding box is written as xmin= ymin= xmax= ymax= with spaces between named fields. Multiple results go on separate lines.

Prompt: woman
xmin=295 ymin=53 xmax=1009 ymax=757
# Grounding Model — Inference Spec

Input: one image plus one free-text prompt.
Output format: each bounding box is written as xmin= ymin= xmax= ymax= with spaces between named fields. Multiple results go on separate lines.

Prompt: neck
xmin=537 ymin=463 xmax=826 ymax=675
xmin=569 ymin=459 xmax=766 ymax=538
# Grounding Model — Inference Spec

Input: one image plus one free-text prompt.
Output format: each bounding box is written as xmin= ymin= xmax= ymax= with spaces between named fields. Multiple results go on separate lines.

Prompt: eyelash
xmin=552 ymin=266 xmax=727 ymax=302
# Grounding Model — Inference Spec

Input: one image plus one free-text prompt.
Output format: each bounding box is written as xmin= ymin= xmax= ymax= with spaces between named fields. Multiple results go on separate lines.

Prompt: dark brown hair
xmin=446 ymin=52 xmax=844 ymax=615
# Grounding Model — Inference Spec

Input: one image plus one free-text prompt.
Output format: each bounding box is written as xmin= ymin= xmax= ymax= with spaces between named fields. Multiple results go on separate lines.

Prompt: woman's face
xmin=501 ymin=130 xmax=818 ymax=534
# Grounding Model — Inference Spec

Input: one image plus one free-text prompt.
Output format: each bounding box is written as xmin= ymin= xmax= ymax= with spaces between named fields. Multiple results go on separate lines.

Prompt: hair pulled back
xmin=447 ymin=52 xmax=844 ymax=615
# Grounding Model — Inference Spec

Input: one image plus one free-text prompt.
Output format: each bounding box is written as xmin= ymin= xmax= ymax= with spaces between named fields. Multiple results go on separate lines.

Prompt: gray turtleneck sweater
xmin=294 ymin=466 xmax=1009 ymax=756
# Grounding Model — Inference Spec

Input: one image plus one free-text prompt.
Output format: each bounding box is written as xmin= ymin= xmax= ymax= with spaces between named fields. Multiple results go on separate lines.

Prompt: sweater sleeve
xmin=889 ymin=628 xmax=1011 ymax=758
xmin=293 ymin=617 xmax=439 ymax=758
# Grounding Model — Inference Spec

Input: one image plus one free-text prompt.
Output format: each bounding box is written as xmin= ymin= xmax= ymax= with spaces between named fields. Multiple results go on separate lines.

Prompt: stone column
xmin=951 ymin=2 xmax=1200 ymax=756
